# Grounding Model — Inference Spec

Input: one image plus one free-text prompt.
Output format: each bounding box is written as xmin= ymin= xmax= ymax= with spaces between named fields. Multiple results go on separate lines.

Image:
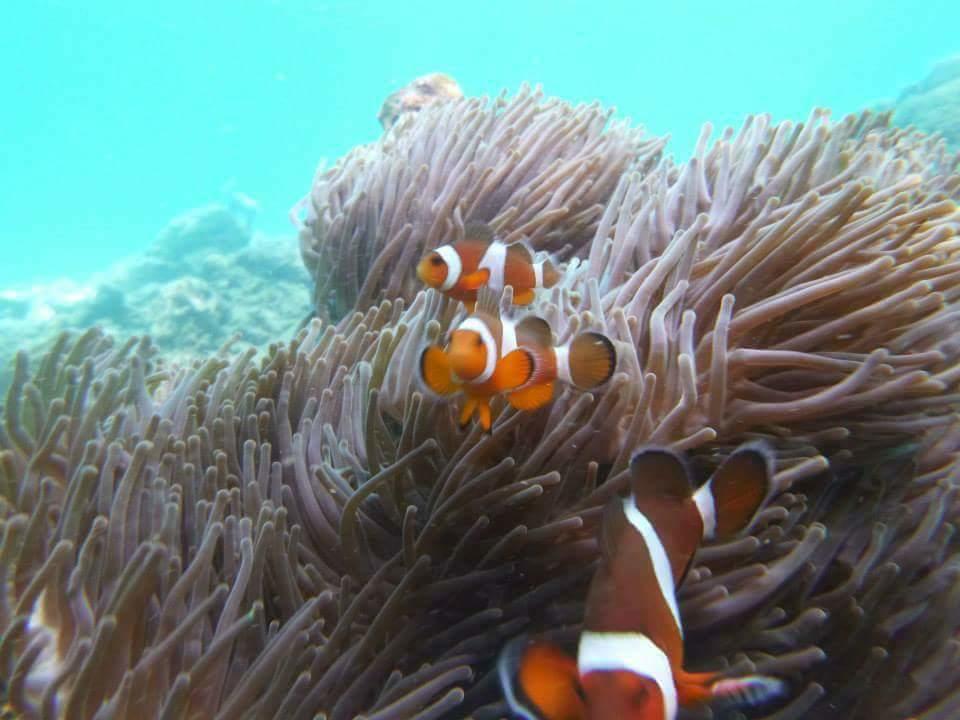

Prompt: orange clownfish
xmin=416 ymin=222 xmax=560 ymax=309
xmin=418 ymin=297 xmax=616 ymax=431
xmin=498 ymin=443 xmax=787 ymax=720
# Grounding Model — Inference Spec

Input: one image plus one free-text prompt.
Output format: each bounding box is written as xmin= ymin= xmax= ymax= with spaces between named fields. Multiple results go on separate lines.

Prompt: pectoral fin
xmin=492 ymin=349 xmax=534 ymax=392
xmin=419 ymin=346 xmax=459 ymax=396
xmin=460 ymin=268 xmax=490 ymax=290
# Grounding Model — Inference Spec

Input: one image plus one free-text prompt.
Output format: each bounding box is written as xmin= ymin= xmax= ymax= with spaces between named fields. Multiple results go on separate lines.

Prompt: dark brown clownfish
xmin=418 ymin=292 xmax=616 ymax=431
xmin=416 ymin=222 xmax=561 ymax=310
xmin=499 ymin=443 xmax=787 ymax=720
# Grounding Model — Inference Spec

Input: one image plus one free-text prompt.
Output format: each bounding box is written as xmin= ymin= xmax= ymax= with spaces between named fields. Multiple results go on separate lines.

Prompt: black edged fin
xmin=516 ymin=315 xmax=554 ymax=347
xmin=492 ymin=348 xmax=536 ymax=393
xmin=567 ymin=332 xmax=616 ymax=389
xmin=629 ymin=446 xmax=694 ymax=502
xmin=709 ymin=441 xmax=774 ymax=537
xmin=475 ymin=285 xmax=501 ymax=318
xmin=464 ymin=220 xmax=496 ymax=245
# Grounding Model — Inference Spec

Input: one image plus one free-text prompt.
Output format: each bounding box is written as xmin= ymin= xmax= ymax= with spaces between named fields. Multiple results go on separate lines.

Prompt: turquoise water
xmin=1 ymin=0 xmax=958 ymax=289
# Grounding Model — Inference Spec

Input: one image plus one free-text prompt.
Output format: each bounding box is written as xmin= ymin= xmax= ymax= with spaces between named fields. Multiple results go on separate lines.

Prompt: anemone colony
xmin=3 ymin=86 xmax=960 ymax=720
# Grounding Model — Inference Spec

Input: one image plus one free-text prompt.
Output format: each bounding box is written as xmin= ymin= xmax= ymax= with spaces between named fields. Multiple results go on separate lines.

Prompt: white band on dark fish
xmin=694 ymin=481 xmax=717 ymax=540
xmin=480 ymin=241 xmax=507 ymax=291
xmin=436 ymin=245 xmax=461 ymax=291
xmin=554 ymin=345 xmax=572 ymax=385
xmin=622 ymin=497 xmax=683 ymax=637
xmin=458 ymin=317 xmax=498 ymax=383
xmin=578 ymin=631 xmax=677 ymax=720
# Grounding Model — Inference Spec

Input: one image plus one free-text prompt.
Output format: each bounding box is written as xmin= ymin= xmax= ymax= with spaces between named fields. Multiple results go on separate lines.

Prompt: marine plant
xmin=1 ymin=91 xmax=960 ymax=720
xmin=295 ymin=85 xmax=667 ymax=323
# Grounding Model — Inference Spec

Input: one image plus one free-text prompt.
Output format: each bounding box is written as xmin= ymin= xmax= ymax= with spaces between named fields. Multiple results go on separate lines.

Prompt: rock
xmin=148 ymin=276 xmax=228 ymax=352
xmin=74 ymin=283 xmax=130 ymax=327
xmin=149 ymin=203 xmax=251 ymax=262
xmin=0 ymin=204 xmax=309 ymax=395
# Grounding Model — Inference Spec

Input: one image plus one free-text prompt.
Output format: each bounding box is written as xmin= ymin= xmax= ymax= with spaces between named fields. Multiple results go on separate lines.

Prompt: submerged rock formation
xmin=0 ymin=205 xmax=309 ymax=395
xmin=892 ymin=55 xmax=960 ymax=148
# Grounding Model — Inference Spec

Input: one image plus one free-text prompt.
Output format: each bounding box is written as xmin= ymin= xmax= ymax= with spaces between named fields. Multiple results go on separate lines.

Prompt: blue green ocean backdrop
xmin=4 ymin=3 xmax=960 ymax=718
xmin=2 ymin=0 xmax=959 ymax=289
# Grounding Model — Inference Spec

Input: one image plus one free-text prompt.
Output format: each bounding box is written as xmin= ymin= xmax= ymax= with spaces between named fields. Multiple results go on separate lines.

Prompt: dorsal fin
xmin=599 ymin=494 xmax=627 ymax=562
xmin=474 ymin=285 xmax=500 ymax=317
xmin=506 ymin=238 xmax=536 ymax=266
xmin=516 ymin=315 xmax=554 ymax=347
xmin=695 ymin=441 xmax=773 ymax=539
xmin=629 ymin=447 xmax=694 ymax=502
xmin=464 ymin=220 xmax=495 ymax=245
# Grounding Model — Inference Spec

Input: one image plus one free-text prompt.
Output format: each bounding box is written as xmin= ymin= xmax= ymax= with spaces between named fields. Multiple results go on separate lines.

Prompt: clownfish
xmin=416 ymin=222 xmax=560 ymax=309
xmin=498 ymin=443 xmax=787 ymax=720
xmin=418 ymin=293 xmax=616 ymax=431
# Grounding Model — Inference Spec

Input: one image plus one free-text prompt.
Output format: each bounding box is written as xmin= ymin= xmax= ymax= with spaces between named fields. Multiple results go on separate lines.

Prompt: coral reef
xmin=2 ymin=90 xmax=960 ymax=720
xmin=0 ymin=205 xmax=309 ymax=395
xmin=892 ymin=55 xmax=960 ymax=149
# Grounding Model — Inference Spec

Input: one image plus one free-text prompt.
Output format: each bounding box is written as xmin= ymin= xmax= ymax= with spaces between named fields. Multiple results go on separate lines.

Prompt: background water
xmin=1 ymin=0 xmax=958 ymax=289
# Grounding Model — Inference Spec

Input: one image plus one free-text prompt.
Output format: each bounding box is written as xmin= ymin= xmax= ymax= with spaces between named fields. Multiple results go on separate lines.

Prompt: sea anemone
xmin=297 ymin=85 xmax=667 ymax=323
xmin=2 ymin=92 xmax=960 ymax=720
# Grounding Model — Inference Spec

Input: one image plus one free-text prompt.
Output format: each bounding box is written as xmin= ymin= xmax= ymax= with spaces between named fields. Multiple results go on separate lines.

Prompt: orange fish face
xmin=417 ymin=252 xmax=449 ymax=289
xmin=581 ymin=671 xmax=664 ymax=720
xmin=447 ymin=329 xmax=488 ymax=381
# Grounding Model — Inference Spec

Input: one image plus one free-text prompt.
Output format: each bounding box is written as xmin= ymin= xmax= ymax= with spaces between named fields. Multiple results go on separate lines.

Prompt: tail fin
xmin=709 ymin=674 xmax=787 ymax=712
xmin=565 ymin=332 xmax=616 ymax=389
xmin=694 ymin=441 xmax=773 ymax=540
xmin=497 ymin=636 xmax=584 ymax=720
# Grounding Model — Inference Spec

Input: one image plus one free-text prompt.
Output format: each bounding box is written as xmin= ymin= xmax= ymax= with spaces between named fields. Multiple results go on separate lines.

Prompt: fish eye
xmin=430 ymin=255 xmax=443 ymax=266
xmin=474 ymin=336 xmax=483 ymax=347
